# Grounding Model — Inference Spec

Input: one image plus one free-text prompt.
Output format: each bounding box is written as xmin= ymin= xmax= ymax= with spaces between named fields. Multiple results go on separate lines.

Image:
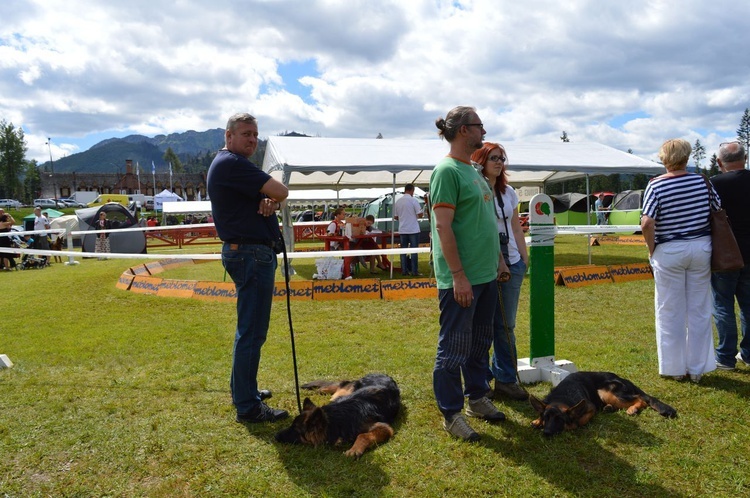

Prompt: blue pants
xmin=490 ymin=259 xmax=527 ymax=383
xmin=712 ymin=264 xmax=750 ymax=366
xmin=222 ymin=242 xmax=277 ymax=415
xmin=399 ymin=232 xmax=420 ymax=275
xmin=433 ymin=281 xmax=496 ymax=419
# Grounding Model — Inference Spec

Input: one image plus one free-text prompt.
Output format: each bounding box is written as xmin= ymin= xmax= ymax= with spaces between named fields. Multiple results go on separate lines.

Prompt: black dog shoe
xmin=236 ymin=402 xmax=289 ymax=424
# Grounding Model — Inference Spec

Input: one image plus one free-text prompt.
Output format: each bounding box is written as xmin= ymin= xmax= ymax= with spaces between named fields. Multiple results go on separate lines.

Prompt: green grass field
xmin=2 ymin=236 xmax=749 ymax=497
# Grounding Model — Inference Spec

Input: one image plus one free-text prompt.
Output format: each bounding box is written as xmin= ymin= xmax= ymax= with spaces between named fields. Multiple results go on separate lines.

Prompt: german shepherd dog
xmin=529 ymin=371 xmax=677 ymax=437
xmin=49 ymin=234 xmax=65 ymax=263
xmin=275 ymin=373 xmax=400 ymax=458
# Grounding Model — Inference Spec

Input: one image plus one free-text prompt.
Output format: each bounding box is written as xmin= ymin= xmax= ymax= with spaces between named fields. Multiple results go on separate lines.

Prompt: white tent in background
xmin=154 ymin=189 xmax=183 ymax=211
xmin=262 ymin=136 xmax=664 ymax=189
xmin=262 ymin=136 xmax=663 ymax=251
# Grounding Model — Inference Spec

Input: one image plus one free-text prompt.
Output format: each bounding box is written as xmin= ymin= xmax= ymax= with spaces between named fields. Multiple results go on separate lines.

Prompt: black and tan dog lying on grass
xmin=275 ymin=373 xmax=400 ymax=458
xmin=529 ymin=371 xmax=678 ymax=437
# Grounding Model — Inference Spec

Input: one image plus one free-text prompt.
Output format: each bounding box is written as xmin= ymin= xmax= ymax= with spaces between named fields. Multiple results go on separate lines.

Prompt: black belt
xmin=225 ymin=238 xmax=274 ymax=248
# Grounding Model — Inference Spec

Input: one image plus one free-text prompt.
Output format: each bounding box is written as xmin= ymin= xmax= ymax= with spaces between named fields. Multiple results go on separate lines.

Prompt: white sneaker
xmin=737 ymin=352 xmax=750 ymax=367
xmin=466 ymin=396 xmax=506 ymax=422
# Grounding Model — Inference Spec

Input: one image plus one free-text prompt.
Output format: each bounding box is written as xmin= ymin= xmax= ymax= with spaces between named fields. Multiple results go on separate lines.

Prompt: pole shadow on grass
xmin=269 ymin=404 xmax=409 ymax=496
xmin=479 ymin=409 xmax=683 ymax=497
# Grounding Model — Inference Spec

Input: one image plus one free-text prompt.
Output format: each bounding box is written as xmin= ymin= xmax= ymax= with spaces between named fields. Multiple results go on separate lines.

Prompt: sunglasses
xmin=720 ymin=141 xmax=743 ymax=147
xmin=488 ymin=155 xmax=506 ymax=163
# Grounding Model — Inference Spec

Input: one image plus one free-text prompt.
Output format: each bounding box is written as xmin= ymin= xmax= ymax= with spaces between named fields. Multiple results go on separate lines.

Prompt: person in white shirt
xmin=33 ymin=207 xmax=50 ymax=258
xmin=393 ymin=184 xmax=423 ymax=276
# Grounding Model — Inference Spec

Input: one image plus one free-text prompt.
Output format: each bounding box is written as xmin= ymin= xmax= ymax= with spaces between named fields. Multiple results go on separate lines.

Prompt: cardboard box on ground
xmin=345 ymin=217 xmax=367 ymax=237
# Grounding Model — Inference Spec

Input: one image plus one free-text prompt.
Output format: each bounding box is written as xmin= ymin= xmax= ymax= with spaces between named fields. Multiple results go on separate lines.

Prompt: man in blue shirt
xmin=207 ymin=113 xmax=289 ymax=423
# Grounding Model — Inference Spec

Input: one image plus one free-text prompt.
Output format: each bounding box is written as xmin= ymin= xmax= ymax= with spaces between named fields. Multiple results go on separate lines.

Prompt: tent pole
xmin=586 ymin=174 xmax=592 ymax=265
xmin=390 ymin=174 xmax=396 ymax=279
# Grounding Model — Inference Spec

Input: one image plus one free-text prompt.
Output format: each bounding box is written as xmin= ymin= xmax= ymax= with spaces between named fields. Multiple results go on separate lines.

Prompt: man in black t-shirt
xmin=710 ymin=141 xmax=750 ymax=370
xmin=207 ymin=113 xmax=289 ymax=424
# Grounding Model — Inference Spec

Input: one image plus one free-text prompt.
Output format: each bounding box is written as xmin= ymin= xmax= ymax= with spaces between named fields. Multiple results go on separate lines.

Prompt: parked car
xmin=59 ymin=197 xmax=87 ymax=208
xmin=0 ymin=198 xmax=22 ymax=209
xmin=33 ymin=198 xmax=59 ymax=208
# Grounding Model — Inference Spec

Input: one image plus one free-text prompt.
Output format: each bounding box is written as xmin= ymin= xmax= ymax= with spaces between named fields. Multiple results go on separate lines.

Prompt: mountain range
xmin=44 ymin=128 xmax=227 ymax=173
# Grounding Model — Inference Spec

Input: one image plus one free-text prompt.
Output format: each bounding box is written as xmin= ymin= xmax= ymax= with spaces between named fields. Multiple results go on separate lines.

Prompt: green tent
xmin=608 ymin=190 xmax=644 ymax=226
xmin=551 ymin=193 xmax=596 ymax=225
xmin=23 ymin=209 xmax=65 ymax=231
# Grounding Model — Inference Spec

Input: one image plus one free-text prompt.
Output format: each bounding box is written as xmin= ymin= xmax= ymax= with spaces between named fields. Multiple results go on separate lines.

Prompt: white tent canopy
xmin=154 ymin=189 xmax=183 ymax=211
xmin=262 ymin=136 xmax=664 ymax=189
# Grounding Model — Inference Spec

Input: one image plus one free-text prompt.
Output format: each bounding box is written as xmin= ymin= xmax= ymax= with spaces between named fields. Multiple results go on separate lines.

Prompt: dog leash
xmin=279 ymin=236 xmax=303 ymax=414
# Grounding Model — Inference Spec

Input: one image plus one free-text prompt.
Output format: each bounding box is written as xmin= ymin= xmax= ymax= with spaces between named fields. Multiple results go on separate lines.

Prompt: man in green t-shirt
xmin=430 ymin=106 xmax=504 ymax=442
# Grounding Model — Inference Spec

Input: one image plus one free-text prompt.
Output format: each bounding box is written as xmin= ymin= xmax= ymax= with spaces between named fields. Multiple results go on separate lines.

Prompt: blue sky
xmin=2 ymin=0 xmax=749 ymax=167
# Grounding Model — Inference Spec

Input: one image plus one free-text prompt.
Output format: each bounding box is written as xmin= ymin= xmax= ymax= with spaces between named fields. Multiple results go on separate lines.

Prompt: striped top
xmin=642 ymin=172 xmax=720 ymax=246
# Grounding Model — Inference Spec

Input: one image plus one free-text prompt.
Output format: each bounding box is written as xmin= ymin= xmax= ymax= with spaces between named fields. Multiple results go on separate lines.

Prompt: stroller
xmin=19 ymin=236 xmax=49 ymax=270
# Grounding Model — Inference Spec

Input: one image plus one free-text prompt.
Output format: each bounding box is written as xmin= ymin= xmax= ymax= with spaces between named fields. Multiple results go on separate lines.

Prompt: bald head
xmin=718 ymin=141 xmax=747 ymax=172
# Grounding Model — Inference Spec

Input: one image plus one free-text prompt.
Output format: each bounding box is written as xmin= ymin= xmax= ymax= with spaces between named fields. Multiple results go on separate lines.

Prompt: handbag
xmin=701 ymin=176 xmax=744 ymax=272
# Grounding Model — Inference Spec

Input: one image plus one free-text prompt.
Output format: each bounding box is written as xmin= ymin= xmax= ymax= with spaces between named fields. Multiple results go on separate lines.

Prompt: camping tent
xmin=550 ymin=193 xmax=596 ymax=225
xmin=608 ymin=190 xmax=645 ymax=226
xmin=154 ymin=189 xmax=183 ymax=211
xmin=76 ymin=203 xmax=146 ymax=254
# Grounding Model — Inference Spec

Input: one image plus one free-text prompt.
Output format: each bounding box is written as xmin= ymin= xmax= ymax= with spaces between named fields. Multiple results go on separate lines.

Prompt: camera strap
xmin=496 ymin=189 xmax=511 ymax=241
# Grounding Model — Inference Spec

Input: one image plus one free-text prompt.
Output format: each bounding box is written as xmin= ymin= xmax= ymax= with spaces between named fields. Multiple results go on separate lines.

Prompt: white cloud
xmin=2 ymin=0 xmax=750 ymax=164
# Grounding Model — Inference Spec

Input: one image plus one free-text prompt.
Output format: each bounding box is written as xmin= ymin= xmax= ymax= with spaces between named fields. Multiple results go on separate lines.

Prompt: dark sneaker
xmin=466 ymin=396 xmax=506 ymax=422
xmin=236 ymin=402 xmax=289 ymax=424
xmin=493 ymin=381 xmax=529 ymax=401
xmin=443 ymin=413 xmax=480 ymax=442
xmin=259 ymin=389 xmax=273 ymax=401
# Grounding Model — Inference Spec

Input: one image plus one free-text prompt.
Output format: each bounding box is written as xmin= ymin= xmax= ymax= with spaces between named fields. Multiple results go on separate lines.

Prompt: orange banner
xmin=313 ymin=279 xmax=381 ymax=301
xmin=129 ymin=276 xmax=164 ymax=295
xmin=557 ymin=266 xmax=613 ymax=288
xmin=116 ymin=273 xmax=135 ymax=290
xmin=381 ymin=278 xmax=437 ymax=300
xmin=192 ymin=282 xmax=237 ymax=302
xmin=609 ymin=263 xmax=653 ymax=283
xmin=273 ymin=281 xmax=313 ymax=301
xmin=158 ymin=279 xmax=198 ymax=298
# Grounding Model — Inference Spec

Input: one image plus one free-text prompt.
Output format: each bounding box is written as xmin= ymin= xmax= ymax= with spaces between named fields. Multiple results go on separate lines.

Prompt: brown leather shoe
xmin=493 ymin=381 xmax=528 ymax=401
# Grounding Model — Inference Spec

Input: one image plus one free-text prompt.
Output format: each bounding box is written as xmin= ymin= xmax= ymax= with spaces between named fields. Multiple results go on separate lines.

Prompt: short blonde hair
xmin=658 ymin=139 xmax=691 ymax=171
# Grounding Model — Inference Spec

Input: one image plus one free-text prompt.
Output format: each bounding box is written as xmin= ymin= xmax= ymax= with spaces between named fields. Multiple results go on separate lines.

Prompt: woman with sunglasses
xmin=471 ymin=142 xmax=529 ymax=401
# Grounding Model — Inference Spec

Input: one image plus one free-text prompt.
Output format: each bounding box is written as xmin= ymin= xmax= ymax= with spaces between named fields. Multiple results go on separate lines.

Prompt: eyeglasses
xmin=720 ymin=141 xmax=743 ymax=147
xmin=489 ymin=155 xmax=506 ymax=163
xmin=464 ymin=123 xmax=484 ymax=128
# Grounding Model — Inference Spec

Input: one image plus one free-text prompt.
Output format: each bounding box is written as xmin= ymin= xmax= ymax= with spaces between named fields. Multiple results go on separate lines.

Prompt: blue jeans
xmin=222 ymin=242 xmax=277 ymax=415
xmin=433 ymin=281 xmax=497 ymax=419
xmin=712 ymin=263 xmax=750 ymax=366
xmin=490 ymin=259 xmax=527 ymax=383
xmin=399 ymin=232 xmax=420 ymax=275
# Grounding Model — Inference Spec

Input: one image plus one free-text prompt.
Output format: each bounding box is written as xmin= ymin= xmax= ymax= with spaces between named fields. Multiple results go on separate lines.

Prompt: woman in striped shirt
xmin=641 ymin=138 xmax=720 ymax=383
